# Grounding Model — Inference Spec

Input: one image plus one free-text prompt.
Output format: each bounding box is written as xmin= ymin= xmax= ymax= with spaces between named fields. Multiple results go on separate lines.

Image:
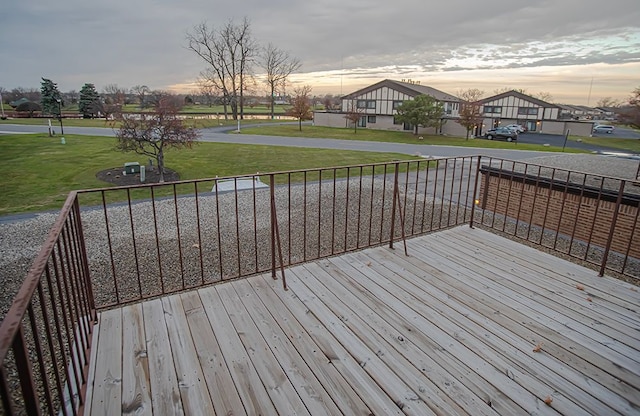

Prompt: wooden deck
xmin=84 ymin=226 xmax=640 ymax=415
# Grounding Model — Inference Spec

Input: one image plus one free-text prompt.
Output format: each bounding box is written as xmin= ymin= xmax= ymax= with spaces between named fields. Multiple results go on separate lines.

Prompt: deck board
xmin=85 ymin=226 xmax=640 ymax=415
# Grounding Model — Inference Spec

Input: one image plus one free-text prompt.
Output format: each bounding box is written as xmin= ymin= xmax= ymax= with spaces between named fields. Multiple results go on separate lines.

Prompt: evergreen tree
xmin=40 ymin=78 xmax=62 ymax=116
xmin=395 ymin=95 xmax=444 ymax=135
xmin=79 ymin=83 xmax=100 ymax=118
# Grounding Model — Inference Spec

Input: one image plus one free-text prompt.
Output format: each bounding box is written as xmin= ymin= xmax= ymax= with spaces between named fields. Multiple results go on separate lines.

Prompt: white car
xmin=504 ymin=124 xmax=526 ymax=133
xmin=593 ymin=125 xmax=614 ymax=134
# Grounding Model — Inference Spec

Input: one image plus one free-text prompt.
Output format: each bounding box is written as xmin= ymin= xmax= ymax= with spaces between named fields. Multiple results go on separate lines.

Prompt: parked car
xmin=593 ymin=125 xmax=615 ymax=134
xmin=504 ymin=124 xmax=526 ymax=133
xmin=484 ymin=127 xmax=518 ymax=142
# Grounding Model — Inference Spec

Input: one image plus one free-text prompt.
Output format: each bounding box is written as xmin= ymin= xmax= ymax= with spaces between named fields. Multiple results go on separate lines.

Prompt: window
xmin=483 ymin=105 xmax=502 ymax=114
xmin=357 ymin=100 xmax=376 ymax=109
xmin=358 ymin=116 xmax=367 ymax=127
xmin=518 ymin=107 xmax=538 ymax=115
xmin=393 ymin=117 xmax=402 ymax=125
xmin=392 ymin=100 xmax=404 ymax=110
xmin=445 ymin=102 xmax=454 ymax=115
xmin=367 ymin=115 xmax=376 ymax=123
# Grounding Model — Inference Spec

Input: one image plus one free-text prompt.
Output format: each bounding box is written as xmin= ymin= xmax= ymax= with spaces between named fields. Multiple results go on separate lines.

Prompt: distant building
xmin=314 ymin=79 xmax=467 ymax=136
xmin=478 ymin=91 xmax=592 ymax=136
xmin=315 ymin=81 xmax=596 ymax=137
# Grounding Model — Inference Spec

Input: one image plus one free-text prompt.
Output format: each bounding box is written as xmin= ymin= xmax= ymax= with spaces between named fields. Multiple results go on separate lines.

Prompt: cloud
xmin=0 ymin=0 xmax=639 ymax=104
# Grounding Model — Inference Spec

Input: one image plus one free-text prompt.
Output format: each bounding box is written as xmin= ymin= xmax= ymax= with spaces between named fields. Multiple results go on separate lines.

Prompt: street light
xmin=56 ymin=98 xmax=64 ymax=135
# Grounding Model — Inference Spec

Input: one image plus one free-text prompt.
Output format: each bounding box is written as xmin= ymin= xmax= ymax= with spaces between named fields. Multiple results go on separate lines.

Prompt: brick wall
xmin=479 ymin=171 xmax=640 ymax=259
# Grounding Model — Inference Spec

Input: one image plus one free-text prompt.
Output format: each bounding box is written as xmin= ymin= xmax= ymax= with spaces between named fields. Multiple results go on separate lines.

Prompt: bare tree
xmin=131 ymin=85 xmax=150 ymax=109
xmin=104 ymin=84 xmax=127 ymax=105
xmin=260 ymin=43 xmax=301 ymax=119
xmin=115 ymin=97 xmax=199 ymax=182
xmin=344 ymin=100 xmax=365 ymax=133
xmin=535 ymin=91 xmax=554 ymax=103
xmin=494 ymin=87 xmax=528 ymax=95
xmin=596 ymin=97 xmax=621 ymax=108
xmin=197 ymin=77 xmax=218 ymax=107
xmin=618 ymin=86 xmax=640 ymax=129
xmin=456 ymin=89 xmax=484 ymax=140
xmin=186 ymin=18 xmax=257 ymax=121
xmin=286 ymin=85 xmax=313 ymax=131
xmin=146 ymin=90 xmax=174 ymax=108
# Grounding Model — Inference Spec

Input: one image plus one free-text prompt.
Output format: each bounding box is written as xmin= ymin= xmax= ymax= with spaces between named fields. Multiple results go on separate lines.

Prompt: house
xmin=478 ymin=90 xmax=560 ymax=134
xmin=313 ymin=79 xmax=467 ymax=136
xmin=477 ymin=91 xmax=595 ymax=136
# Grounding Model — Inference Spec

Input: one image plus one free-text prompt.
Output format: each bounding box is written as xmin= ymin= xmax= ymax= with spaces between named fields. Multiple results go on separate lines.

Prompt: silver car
xmin=593 ymin=125 xmax=615 ymax=134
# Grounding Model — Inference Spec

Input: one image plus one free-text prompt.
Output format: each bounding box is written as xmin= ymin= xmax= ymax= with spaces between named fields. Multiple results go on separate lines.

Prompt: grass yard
xmin=570 ymin=136 xmax=640 ymax=153
xmin=238 ymin=125 xmax=586 ymax=152
xmin=0 ymin=134 xmax=417 ymax=215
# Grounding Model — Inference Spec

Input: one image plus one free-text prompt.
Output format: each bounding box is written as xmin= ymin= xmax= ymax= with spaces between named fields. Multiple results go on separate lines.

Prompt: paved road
xmin=0 ymin=123 xmax=572 ymax=160
xmin=2 ymin=123 xmax=637 ymax=160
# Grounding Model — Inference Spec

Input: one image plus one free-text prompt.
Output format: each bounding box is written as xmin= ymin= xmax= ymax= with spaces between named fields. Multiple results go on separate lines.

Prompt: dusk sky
xmin=1 ymin=0 xmax=639 ymax=105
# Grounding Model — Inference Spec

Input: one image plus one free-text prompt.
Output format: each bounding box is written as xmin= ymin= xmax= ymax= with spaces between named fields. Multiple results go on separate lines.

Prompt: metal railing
xmin=476 ymin=157 xmax=640 ymax=278
xmin=1 ymin=155 xmax=638 ymax=414
xmin=0 ymin=192 xmax=95 ymax=415
xmin=75 ymin=157 xmax=476 ymax=309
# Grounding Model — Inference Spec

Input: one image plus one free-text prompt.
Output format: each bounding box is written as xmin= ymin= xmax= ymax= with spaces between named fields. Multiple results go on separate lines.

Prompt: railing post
xmin=73 ymin=195 xmax=96 ymax=319
xmin=469 ymin=155 xmax=482 ymax=228
xmin=389 ymin=162 xmax=399 ymax=249
xmin=14 ymin=326 xmax=41 ymax=416
xmin=599 ymin=180 xmax=625 ymax=276
xmin=270 ymin=174 xmax=277 ymax=280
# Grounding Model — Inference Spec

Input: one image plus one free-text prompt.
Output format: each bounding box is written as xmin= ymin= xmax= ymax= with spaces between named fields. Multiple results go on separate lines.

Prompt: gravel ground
xmin=1 ymin=176 xmax=464 ymax=320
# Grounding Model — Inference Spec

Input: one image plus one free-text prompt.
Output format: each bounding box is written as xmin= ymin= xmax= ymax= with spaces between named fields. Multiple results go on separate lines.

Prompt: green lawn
xmin=570 ymin=136 xmax=640 ymax=153
xmin=0 ymin=134 xmax=417 ymax=215
xmin=238 ymin=125 xmax=587 ymax=152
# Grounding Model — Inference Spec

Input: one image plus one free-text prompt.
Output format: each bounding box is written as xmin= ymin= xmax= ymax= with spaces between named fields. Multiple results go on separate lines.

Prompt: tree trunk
xmin=157 ymin=150 xmax=165 ymax=183
xmin=298 ymin=118 xmax=302 ymax=131
xmin=270 ymin=84 xmax=275 ymax=120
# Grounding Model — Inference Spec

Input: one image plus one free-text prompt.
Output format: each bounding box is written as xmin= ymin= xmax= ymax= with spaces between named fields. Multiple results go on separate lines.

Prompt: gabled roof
xmin=479 ymin=90 xmax=560 ymax=108
xmin=342 ymin=79 xmax=459 ymax=102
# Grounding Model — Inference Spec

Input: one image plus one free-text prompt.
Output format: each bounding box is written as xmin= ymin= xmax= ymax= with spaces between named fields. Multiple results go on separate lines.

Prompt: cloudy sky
xmin=1 ymin=0 xmax=639 ymax=105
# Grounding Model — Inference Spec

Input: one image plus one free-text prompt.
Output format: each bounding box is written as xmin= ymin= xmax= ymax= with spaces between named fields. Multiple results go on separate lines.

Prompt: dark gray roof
xmin=480 ymin=90 xmax=560 ymax=109
xmin=342 ymin=79 xmax=459 ymax=102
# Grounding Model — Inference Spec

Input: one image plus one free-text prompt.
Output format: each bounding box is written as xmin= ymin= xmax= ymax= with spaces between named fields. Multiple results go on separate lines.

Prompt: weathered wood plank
xmin=452 ymin=227 xmax=640 ymax=307
xmin=215 ymin=283 xmax=311 ymax=415
xmin=90 ymin=308 xmax=122 ymax=416
xmin=161 ymin=295 xmax=215 ymax=415
xmin=179 ymin=291 xmax=246 ymax=416
xmin=387 ymin=240 xmax=640 ymax=411
xmin=259 ymin=273 xmax=406 ymax=416
xmin=415 ymin=235 xmax=640 ymax=376
xmin=121 ymin=303 xmax=152 ymax=415
xmin=442 ymin=228 xmax=640 ymax=328
xmin=289 ymin=265 xmax=441 ymax=416
xmin=142 ymin=298 xmax=183 ymax=415
xmin=303 ymin=259 xmax=525 ymax=416
xmin=198 ymin=285 xmax=278 ymax=415
xmin=83 ymin=315 xmax=100 ymax=416
xmin=247 ymin=275 xmax=375 ymax=415
xmin=357 ymin=248 xmax=638 ymax=415
xmin=232 ymin=278 xmax=346 ymax=415
xmin=344 ymin=250 xmax=625 ymax=415
xmin=85 ymin=225 xmax=640 ymax=416
xmin=433 ymin=231 xmax=640 ymax=352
